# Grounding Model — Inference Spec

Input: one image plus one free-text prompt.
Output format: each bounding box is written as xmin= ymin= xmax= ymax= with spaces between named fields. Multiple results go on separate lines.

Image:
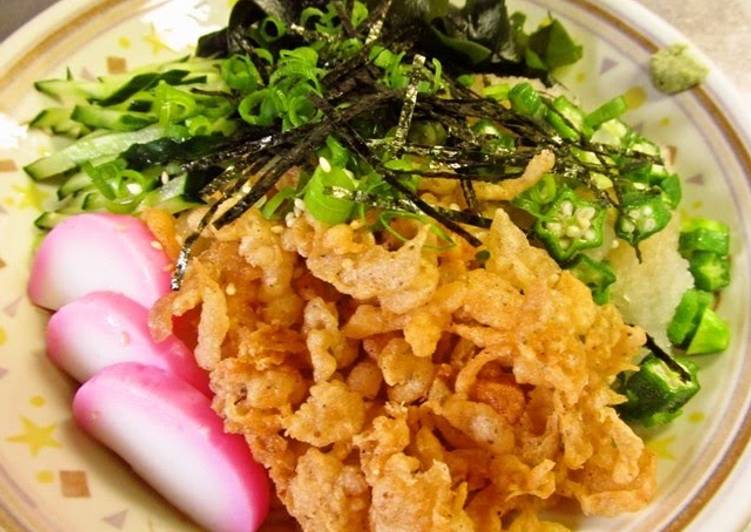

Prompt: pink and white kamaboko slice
xmin=46 ymin=291 xmax=209 ymax=394
xmin=28 ymin=213 xmax=172 ymax=310
xmin=73 ymin=363 xmax=270 ymax=532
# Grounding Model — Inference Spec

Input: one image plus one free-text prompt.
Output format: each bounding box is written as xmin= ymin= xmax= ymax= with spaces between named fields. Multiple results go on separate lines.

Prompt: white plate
xmin=0 ymin=1 xmax=749 ymax=530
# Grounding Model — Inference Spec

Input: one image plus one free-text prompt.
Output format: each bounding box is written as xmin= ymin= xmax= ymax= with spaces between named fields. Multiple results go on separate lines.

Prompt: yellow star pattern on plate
xmin=143 ymin=25 xmax=170 ymax=55
xmin=6 ymin=417 xmax=62 ymax=457
xmin=647 ymin=435 xmax=676 ymax=460
xmin=11 ymin=182 xmax=47 ymax=211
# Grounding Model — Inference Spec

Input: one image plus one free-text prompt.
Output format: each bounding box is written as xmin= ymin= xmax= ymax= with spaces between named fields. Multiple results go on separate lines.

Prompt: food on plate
xmin=24 ymin=0 xmax=734 ymax=530
xmin=46 ymin=291 xmax=209 ymax=393
xmin=650 ymin=44 xmax=709 ymax=94
xmin=150 ymin=204 xmax=655 ymax=528
xmin=73 ymin=363 xmax=270 ymax=532
xmin=28 ymin=212 xmax=171 ymax=309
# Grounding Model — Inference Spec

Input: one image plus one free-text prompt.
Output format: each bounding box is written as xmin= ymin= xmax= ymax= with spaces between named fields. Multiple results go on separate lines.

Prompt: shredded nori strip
xmin=390 ymin=54 xmax=425 ymax=156
xmin=171 ymin=0 xmax=668 ymax=289
xmin=644 ymin=334 xmax=692 ymax=382
xmin=461 ymin=179 xmax=480 ymax=212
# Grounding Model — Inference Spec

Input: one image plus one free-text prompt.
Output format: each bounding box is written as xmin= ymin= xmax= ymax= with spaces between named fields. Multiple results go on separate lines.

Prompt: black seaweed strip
xmin=333 ymin=1 xmax=356 ymax=37
xmin=644 ymin=334 xmax=692 ymax=382
xmin=461 ymin=179 xmax=480 ymax=212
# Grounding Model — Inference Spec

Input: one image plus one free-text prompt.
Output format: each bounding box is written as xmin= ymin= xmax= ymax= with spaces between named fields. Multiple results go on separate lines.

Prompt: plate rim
xmin=0 ymin=0 xmax=750 ymax=530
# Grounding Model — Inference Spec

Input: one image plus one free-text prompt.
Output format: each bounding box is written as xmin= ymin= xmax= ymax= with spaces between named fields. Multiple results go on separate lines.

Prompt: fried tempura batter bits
xmin=148 ymin=203 xmax=654 ymax=531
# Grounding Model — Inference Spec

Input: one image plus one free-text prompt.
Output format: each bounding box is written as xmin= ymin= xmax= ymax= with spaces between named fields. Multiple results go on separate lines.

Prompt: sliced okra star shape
xmin=535 ymin=188 xmax=606 ymax=262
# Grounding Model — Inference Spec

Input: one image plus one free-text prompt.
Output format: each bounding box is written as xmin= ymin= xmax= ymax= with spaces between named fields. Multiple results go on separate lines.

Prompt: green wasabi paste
xmin=650 ymin=44 xmax=708 ymax=94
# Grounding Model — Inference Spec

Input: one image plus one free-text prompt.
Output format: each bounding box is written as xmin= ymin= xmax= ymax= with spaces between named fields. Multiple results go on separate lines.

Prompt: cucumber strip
xmin=51 ymin=120 xmax=90 ymax=139
xmin=30 ymin=107 xmax=72 ymax=128
xmin=57 ymin=172 xmax=93 ymax=199
xmin=140 ymin=174 xmax=201 ymax=214
xmin=57 ymin=189 xmax=92 ymax=214
xmin=142 ymin=194 xmax=201 ymax=214
xmin=34 ymin=79 xmax=109 ymax=103
xmin=71 ymin=105 xmax=157 ymax=132
xmin=30 ymin=107 xmax=90 ymax=139
xmin=24 ymin=125 xmax=164 ymax=180
xmin=96 ymin=71 xmax=188 ymax=106
xmin=34 ymin=211 xmax=70 ymax=230
xmin=82 ymin=191 xmax=108 ymax=211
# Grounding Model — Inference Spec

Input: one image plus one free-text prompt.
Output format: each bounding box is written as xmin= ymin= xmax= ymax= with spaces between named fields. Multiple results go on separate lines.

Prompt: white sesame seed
xmin=161 ymin=171 xmax=170 ymax=185
xmin=150 ymin=240 xmax=163 ymax=250
xmin=449 ymin=203 xmax=461 ymax=211
xmin=225 ymin=283 xmax=237 ymax=296
xmin=294 ymin=198 xmax=306 ymax=211
xmin=319 ymin=156 xmax=332 ymax=173
xmin=270 ymin=225 xmax=284 ymax=234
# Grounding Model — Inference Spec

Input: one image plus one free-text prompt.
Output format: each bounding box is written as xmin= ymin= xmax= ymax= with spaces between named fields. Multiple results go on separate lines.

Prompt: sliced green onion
xmin=482 ymin=83 xmax=510 ymax=101
xmin=303 ymin=159 xmax=356 ymax=224
xmin=584 ymin=95 xmax=628 ymax=130
xmin=154 ymin=81 xmax=198 ymax=127
xmin=300 ymin=7 xmax=326 ymax=29
xmin=221 ymin=55 xmax=260 ymax=93
xmin=546 ymin=109 xmax=580 ymax=141
xmin=261 ymin=187 xmax=297 ymax=219
xmin=260 ymin=16 xmax=287 ymax=43
xmin=508 ymin=83 xmax=545 ymax=120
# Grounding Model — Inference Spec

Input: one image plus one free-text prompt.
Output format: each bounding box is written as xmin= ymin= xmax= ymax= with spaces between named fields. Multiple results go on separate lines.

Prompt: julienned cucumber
xmin=71 ymin=106 xmax=156 ymax=132
xmin=34 ymin=57 xmax=222 ymax=106
xmin=34 ymin=79 xmax=109 ymax=103
xmin=33 ymin=211 xmax=71 ymax=230
xmin=30 ymin=107 xmax=90 ymax=139
xmin=140 ymin=174 xmax=202 ymax=214
xmin=24 ymin=125 xmax=164 ymax=180
xmin=57 ymin=172 xmax=92 ymax=199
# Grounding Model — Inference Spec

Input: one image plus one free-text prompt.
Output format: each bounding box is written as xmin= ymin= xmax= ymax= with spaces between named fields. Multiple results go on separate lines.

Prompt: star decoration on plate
xmin=143 ymin=24 xmax=171 ymax=55
xmin=6 ymin=417 xmax=62 ymax=457
xmin=11 ymin=182 xmax=47 ymax=211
